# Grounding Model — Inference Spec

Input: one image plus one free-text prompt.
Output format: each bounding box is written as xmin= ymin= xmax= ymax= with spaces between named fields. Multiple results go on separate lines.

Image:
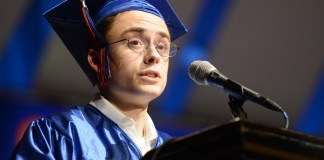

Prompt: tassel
xmin=99 ymin=47 xmax=111 ymax=87
xmin=81 ymin=0 xmax=103 ymax=46
xmin=80 ymin=0 xmax=111 ymax=86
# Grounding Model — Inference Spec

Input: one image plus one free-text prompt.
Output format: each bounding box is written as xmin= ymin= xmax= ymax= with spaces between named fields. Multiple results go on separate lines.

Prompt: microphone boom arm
xmin=228 ymin=95 xmax=248 ymax=119
xmin=189 ymin=60 xmax=289 ymax=129
xmin=207 ymin=71 xmax=289 ymax=129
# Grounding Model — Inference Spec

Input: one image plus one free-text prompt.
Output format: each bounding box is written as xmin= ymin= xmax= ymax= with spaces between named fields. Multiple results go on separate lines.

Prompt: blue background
xmin=1 ymin=0 xmax=324 ymax=159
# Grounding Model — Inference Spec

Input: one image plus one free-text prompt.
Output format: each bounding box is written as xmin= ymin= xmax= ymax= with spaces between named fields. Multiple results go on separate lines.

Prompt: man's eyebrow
xmin=121 ymin=27 xmax=144 ymax=36
xmin=121 ymin=27 xmax=170 ymax=40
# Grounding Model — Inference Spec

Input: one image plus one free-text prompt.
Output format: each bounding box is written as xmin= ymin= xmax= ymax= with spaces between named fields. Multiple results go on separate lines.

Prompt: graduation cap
xmin=43 ymin=0 xmax=187 ymax=86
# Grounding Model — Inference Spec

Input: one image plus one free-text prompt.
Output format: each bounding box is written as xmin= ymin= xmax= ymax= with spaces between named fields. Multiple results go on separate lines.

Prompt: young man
xmin=11 ymin=0 xmax=187 ymax=159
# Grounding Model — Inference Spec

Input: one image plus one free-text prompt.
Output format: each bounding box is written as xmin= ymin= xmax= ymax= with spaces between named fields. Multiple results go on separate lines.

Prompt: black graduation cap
xmin=43 ymin=0 xmax=188 ymax=85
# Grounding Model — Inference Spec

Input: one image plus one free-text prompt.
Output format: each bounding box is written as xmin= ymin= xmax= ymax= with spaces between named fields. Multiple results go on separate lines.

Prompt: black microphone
xmin=188 ymin=60 xmax=283 ymax=112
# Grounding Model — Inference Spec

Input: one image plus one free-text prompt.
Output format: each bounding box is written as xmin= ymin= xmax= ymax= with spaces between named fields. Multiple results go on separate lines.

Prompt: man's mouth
xmin=145 ymin=73 xmax=158 ymax=78
xmin=140 ymin=70 xmax=161 ymax=82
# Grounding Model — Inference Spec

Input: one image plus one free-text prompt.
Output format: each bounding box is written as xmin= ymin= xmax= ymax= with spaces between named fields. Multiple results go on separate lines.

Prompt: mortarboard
xmin=43 ymin=0 xmax=187 ymax=86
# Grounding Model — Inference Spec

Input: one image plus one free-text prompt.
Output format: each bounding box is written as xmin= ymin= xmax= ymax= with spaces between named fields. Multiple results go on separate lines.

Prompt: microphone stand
xmin=228 ymin=95 xmax=248 ymax=119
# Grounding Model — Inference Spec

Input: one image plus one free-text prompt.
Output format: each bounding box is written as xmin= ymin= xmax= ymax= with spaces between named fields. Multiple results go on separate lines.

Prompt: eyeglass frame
xmin=107 ymin=36 xmax=179 ymax=57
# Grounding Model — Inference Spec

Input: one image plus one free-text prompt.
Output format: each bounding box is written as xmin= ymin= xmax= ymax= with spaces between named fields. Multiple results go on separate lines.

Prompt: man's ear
xmin=87 ymin=49 xmax=100 ymax=73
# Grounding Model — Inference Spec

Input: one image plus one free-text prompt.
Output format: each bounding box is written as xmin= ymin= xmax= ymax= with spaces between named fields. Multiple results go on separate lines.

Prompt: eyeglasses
xmin=108 ymin=37 xmax=179 ymax=57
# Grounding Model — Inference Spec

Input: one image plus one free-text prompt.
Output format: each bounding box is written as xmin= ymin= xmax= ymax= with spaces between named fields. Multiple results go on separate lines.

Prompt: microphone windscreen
xmin=188 ymin=60 xmax=216 ymax=85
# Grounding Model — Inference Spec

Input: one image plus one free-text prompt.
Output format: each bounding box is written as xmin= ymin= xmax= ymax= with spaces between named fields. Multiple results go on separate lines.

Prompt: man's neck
xmin=102 ymin=94 xmax=149 ymax=138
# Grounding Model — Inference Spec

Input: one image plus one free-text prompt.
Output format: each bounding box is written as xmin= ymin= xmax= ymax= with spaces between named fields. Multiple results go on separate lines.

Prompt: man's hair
xmin=98 ymin=14 xmax=118 ymax=41
xmin=88 ymin=14 xmax=118 ymax=50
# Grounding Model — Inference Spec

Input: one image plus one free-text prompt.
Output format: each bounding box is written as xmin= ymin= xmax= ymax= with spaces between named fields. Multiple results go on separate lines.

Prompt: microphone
xmin=188 ymin=60 xmax=283 ymax=112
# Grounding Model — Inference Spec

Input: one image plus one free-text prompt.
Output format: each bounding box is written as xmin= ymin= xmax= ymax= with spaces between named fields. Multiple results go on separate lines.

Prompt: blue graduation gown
xmin=11 ymin=104 xmax=171 ymax=160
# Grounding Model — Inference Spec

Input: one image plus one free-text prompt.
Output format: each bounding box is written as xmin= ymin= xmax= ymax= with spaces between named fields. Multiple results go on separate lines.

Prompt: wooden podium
xmin=142 ymin=119 xmax=324 ymax=160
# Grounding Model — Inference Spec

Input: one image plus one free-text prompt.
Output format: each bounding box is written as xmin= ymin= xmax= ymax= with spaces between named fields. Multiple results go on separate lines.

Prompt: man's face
xmin=104 ymin=10 xmax=170 ymax=104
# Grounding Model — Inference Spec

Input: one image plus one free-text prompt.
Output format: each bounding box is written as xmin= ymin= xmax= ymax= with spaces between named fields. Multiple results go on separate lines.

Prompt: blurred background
xmin=1 ymin=0 xmax=324 ymax=159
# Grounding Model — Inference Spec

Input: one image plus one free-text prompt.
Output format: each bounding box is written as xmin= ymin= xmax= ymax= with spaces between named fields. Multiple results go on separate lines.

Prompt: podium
xmin=142 ymin=119 xmax=324 ymax=160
